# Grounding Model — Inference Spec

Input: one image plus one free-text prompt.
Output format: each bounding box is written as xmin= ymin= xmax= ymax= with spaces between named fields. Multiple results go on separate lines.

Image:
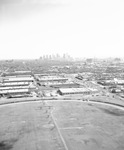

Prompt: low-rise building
xmin=0 ymin=86 xmax=31 ymax=90
xmin=50 ymin=83 xmax=80 ymax=88
xmin=37 ymin=76 xmax=68 ymax=82
xmin=2 ymin=71 xmax=32 ymax=77
xmin=57 ymin=88 xmax=91 ymax=95
xmin=0 ymin=89 xmax=30 ymax=95
xmin=2 ymin=77 xmax=34 ymax=83
xmin=57 ymin=87 xmax=98 ymax=95
xmin=0 ymin=82 xmax=30 ymax=87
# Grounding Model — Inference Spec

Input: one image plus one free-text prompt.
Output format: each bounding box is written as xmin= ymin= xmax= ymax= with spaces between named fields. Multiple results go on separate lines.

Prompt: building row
xmin=0 ymin=77 xmax=34 ymax=83
xmin=0 ymin=71 xmax=37 ymax=98
xmin=36 ymin=75 xmax=68 ymax=82
xmin=1 ymin=71 xmax=32 ymax=77
xmin=97 ymin=79 xmax=124 ymax=86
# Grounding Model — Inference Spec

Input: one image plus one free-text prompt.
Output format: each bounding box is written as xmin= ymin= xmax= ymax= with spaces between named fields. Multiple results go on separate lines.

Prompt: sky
xmin=0 ymin=0 xmax=124 ymax=59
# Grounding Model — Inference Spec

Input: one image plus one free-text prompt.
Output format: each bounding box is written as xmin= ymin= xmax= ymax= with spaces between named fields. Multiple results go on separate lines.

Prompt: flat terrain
xmin=0 ymin=100 xmax=124 ymax=150
xmin=0 ymin=101 xmax=66 ymax=150
xmin=48 ymin=101 xmax=124 ymax=150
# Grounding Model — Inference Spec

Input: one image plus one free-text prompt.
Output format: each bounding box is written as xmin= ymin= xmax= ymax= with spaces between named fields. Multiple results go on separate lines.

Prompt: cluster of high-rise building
xmin=39 ymin=53 xmax=73 ymax=61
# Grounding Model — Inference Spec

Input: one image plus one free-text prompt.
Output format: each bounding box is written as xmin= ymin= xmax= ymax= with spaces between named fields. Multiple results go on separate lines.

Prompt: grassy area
xmin=0 ymin=102 xmax=66 ymax=150
xmin=48 ymin=101 xmax=124 ymax=150
xmin=0 ymin=100 xmax=124 ymax=150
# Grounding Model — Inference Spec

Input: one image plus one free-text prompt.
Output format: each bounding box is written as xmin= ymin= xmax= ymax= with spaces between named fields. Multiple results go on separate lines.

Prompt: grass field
xmin=0 ymin=102 xmax=66 ymax=150
xmin=0 ymin=100 xmax=124 ymax=150
xmin=48 ymin=101 xmax=124 ymax=150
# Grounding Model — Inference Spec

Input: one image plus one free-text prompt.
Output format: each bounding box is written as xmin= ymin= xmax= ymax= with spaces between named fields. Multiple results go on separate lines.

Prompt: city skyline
xmin=0 ymin=0 xmax=124 ymax=59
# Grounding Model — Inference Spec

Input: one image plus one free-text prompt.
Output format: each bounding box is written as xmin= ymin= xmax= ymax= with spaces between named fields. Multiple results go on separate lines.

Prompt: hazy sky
xmin=0 ymin=0 xmax=124 ymax=59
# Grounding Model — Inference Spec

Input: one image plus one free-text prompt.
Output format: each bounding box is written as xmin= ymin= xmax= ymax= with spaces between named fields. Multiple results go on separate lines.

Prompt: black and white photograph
xmin=0 ymin=0 xmax=124 ymax=149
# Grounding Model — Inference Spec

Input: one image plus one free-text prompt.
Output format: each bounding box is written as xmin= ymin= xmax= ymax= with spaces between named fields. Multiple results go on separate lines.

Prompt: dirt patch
xmin=0 ymin=102 xmax=66 ymax=150
xmin=97 ymin=107 xmax=124 ymax=116
xmin=0 ymin=139 xmax=17 ymax=150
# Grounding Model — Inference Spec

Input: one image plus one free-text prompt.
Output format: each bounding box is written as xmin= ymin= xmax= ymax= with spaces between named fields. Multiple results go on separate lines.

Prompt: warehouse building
xmin=88 ymin=88 xmax=98 ymax=93
xmin=0 ymin=84 xmax=36 ymax=91
xmin=2 ymin=71 xmax=32 ymax=77
xmin=97 ymin=79 xmax=124 ymax=86
xmin=0 ymin=71 xmax=36 ymax=98
xmin=0 ymin=82 xmax=30 ymax=87
xmin=97 ymin=80 xmax=115 ymax=86
xmin=5 ymin=75 xmax=32 ymax=78
xmin=116 ymin=80 xmax=124 ymax=85
xmin=57 ymin=88 xmax=98 ymax=95
xmin=0 ymin=89 xmax=30 ymax=96
xmin=34 ymin=74 xmax=49 ymax=77
xmin=50 ymin=83 xmax=80 ymax=88
xmin=57 ymin=88 xmax=90 ymax=95
xmin=37 ymin=76 xmax=68 ymax=82
xmin=2 ymin=77 xmax=34 ymax=83
xmin=0 ymin=86 xmax=31 ymax=90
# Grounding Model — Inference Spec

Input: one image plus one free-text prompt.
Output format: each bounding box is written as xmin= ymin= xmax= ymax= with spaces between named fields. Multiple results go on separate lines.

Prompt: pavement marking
xmin=50 ymin=108 xmax=69 ymax=150
xmin=59 ymin=127 xmax=84 ymax=130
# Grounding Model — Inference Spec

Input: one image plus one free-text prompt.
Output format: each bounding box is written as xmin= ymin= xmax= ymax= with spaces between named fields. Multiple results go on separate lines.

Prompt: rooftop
xmin=2 ymin=77 xmax=34 ymax=82
xmin=0 ymin=89 xmax=29 ymax=94
xmin=0 ymin=82 xmax=29 ymax=86
xmin=58 ymin=88 xmax=90 ymax=93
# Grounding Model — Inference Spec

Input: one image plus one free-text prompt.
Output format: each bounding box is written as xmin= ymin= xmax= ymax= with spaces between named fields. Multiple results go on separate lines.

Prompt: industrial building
xmin=0 ymin=89 xmax=30 ymax=96
xmin=2 ymin=71 xmax=32 ymax=77
xmin=97 ymin=80 xmax=115 ymax=86
xmin=0 ymin=83 xmax=36 ymax=90
xmin=57 ymin=88 xmax=98 ymax=95
xmin=0 ymin=71 xmax=36 ymax=98
xmin=37 ymin=76 xmax=68 ymax=82
xmin=115 ymin=80 xmax=124 ymax=85
xmin=57 ymin=88 xmax=90 ymax=95
xmin=34 ymin=74 xmax=49 ymax=77
xmin=97 ymin=79 xmax=124 ymax=86
xmin=36 ymin=74 xmax=81 ymax=89
xmin=0 ymin=86 xmax=32 ymax=90
xmin=0 ymin=82 xmax=30 ymax=87
xmin=50 ymin=82 xmax=80 ymax=88
xmin=1 ymin=77 xmax=34 ymax=83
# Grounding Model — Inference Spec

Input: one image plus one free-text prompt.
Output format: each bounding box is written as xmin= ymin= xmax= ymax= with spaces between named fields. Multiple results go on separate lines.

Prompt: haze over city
xmin=0 ymin=0 xmax=124 ymax=59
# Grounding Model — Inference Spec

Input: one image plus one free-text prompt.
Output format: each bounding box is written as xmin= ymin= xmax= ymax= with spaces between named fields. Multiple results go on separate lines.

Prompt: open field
xmin=0 ymin=100 xmax=124 ymax=150
xmin=47 ymin=101 xmax=124 ymax=150
xmin=0 ymin=102 xmax=66 ymax=150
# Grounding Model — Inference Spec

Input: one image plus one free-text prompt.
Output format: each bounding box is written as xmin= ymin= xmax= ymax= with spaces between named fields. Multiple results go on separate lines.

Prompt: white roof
xmin=15 ymin=71 xmax=31 ymax=73
xmin=39 ymin=76 xmax=68 ymax=81
xmin=43 ymin=81 xmax=76 ymax=85
xmin=59 ymin=88 xmax=90 ymax=94
xmin=0 ymin=89 xmax=29 ymax=94
xmin=3 ymin=75 xmax=32 ymax=78
xmin=0 ymin=86 xmax=30 ymax=90
xmin=0 ymin=82 xmax=29 ymax=86
xmin=117 ymin=80 xmax=124 ymax=84
xmin=87 ymin=88 xmax=98 ymax=92
xmin=3 ymin=77 xmax=34 ymax=82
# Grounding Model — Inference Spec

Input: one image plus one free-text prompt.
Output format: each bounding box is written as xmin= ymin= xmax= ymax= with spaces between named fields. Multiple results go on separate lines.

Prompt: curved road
xmin=0 ymin=98 xmax=124 ymax=111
